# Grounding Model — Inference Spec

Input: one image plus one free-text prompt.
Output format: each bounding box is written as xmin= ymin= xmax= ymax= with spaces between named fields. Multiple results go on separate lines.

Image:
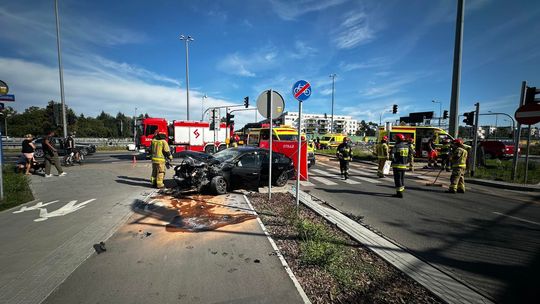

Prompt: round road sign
xmin=256 ymin=90 xmax=285 ymax=119
xmin=515 ymin=103 xmax=540 ymax=125
xmin=292 ymin=80 xmax=311 ymax=102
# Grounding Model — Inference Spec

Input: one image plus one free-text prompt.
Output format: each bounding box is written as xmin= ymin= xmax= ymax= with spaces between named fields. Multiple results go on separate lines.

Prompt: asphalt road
xmin=305 ymin=155 xmax=540 ymax=303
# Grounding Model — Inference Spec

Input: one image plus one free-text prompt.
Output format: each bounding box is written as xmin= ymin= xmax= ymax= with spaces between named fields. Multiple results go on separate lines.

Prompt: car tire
xmin=34 ymin=148 xmax=44 ymax=158
xmin=218 ymin=144 xmax=226 ymax=151
xmin=205 ymin=145 xmax=215 ymax=154
xmin=273 ymin=171 xmax=289 ymax=187
xmin=210 ymin=176 xmax=228 ymax=195
xmin=80 ymin=148 xmax=89 ymax=156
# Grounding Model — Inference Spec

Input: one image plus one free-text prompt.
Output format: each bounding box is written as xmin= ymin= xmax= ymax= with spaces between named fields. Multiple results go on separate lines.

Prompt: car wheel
xmin=205 ymin=145 xmax=215 ymax=154
xmin=210 ymin=176 xmax=228 ymax=195
xmin=218 ymin=145 xmax=226 ymax=151
xmin=80 ymin=148 xmax=89 ymax=156
xmin=273 ymin=171 xmax=289 ymax=187
xmin=34 ymin=148 xmax=44 ymax=158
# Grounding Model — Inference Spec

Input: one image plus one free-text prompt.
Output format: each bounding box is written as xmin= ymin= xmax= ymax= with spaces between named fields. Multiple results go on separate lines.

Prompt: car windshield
xmin=278 ymin=134 xmax=297 ymax=141
xmin=213 ymin=149 xmax=242 ymax=162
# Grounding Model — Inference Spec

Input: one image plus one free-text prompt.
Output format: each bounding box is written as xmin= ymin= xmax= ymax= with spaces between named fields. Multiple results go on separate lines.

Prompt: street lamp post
xmin=201 ymin=94 xmax=207 ymax=121
xmin=179 ymin=34 xmax=194 ymax=121
xmin=133 ymin=107 xmax=138 ymax=144
xmin=329 ymin=73 xmax=336 ymax=133
xmin=432 ymin=100 xmax=442 ymax=127
xmin=54 ymin=0 xmax=68 ymax=138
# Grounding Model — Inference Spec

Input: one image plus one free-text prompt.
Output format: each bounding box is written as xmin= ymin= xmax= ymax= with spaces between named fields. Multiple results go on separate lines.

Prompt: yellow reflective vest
xmin=376 ymin=142 xmax=389 ymax=159
xmin=150 ymin=138 xmax=172 ymax=163
xmin=451 ymin=146 xmax=468 ymax=168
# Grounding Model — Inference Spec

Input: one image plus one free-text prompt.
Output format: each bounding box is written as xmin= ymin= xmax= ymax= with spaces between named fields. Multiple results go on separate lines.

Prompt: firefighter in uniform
xmin=376 ymin=136 xmax=389 ymax=177
xmin=391 ymin=134 xmax=412 ymax=198
xmin=150 ymin=132 xmax=173 ymax=189
xmin=439 ymin=139 xmax=452 ymax=171
xmin=336 ymin=137 xmax=353 ymax=179
xmin=408 ymin=137 xmax=415 ymax=172
xmin=447 ymin=138 xmax=468 ymax=194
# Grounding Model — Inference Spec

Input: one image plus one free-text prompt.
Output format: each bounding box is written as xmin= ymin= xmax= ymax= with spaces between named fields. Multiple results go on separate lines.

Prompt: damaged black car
xmin=172 ymin=147 xmax=295 ymax=194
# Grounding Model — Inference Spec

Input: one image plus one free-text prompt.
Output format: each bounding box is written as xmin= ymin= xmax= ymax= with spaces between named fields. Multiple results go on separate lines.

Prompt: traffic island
xmin=247 ymin=192 xmax=442 ymax=304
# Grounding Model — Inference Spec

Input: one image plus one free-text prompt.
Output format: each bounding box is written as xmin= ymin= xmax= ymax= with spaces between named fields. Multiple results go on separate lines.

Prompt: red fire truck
xmin=136 ymin=118 xmax=232 ymax=154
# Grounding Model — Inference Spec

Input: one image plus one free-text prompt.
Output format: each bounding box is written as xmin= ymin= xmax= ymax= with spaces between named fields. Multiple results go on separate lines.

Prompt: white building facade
xmin=279 ymin=112 xmax=359 ymax=135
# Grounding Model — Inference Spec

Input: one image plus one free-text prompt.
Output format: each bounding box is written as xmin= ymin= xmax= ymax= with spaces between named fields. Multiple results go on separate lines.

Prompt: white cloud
xmin=290 ymin=41 xmax=318 ymax=59
xmin=269 ymin=0 xmax=347 ymax=21
xmin=339 ymin=57 xmax=389 ymax=72
xmin=360 ymin=74 xmax=425 ymax=99
xmin=333 ymin=11 xmax=374 ymax=49
xmin=1 ymin=57 xmax=237 ymax=123
xmin=217 ymin=47 xmax=280 ymax=77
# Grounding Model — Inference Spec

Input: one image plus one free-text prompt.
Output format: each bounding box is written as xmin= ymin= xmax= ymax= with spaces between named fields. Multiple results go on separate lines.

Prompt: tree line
xmin=1 ymin=101 xmax=148 ymax=138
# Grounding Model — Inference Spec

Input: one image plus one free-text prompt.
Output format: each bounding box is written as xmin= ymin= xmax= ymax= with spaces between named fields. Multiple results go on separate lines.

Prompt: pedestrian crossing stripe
xmin=310 ymin=169 xmax=361 ymax=185
xmin=317 ymin=163 xmax=382 ymax=184
xmin=300 ymin=181 xmax=315 ymax=187
xmin=309 ymin=176 xmax=338 ymax=185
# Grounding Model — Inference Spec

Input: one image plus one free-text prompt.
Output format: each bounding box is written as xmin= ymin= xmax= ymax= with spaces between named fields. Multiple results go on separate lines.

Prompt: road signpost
xmin=515 ymin=101 xmax=540 ymax=183
xmin=292 ymin=80 xmax=311 ymax=207
xmin=0 ymin=95 xmax=15 ymax=102
xmin=257 ymin=90 xmax=285 ymax=200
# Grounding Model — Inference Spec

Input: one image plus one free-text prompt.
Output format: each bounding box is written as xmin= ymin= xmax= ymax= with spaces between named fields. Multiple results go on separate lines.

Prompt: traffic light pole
xmin=511 ymin=81 xmax=526 ymax=181
xmin=471 ymin=102 xmax=479 ymax=177
xmin=448 ymin=0 xmax=465 ymax=138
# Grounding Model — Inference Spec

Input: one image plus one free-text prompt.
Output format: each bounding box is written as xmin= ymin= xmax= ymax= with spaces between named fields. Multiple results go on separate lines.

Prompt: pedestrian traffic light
xmin=463 ymin=111 xmax=475 ymax=126
xmin=525 ymin=86 xmax=539 ymax=104
xmin=443 ymin=110 xmax=449 ymax=119
xmin=392 ymin=104 xmax=398 ymax=114
xmin=244 ymin=96 xmax=249 ymax=108
xmin=226 ymin=112 xmax=235 ymax=125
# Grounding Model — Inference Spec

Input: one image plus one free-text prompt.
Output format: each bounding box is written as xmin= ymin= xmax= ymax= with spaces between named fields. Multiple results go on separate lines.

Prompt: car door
xmin=230 ymin=152 xmax=262 ymax=189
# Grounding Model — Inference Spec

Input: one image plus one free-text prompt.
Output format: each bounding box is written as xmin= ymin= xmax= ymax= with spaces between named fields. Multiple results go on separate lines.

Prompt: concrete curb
xmin=291 ymin=189 xmax=494 ymax=304
xmin=467 ymin=178 xmax=540 ymax=192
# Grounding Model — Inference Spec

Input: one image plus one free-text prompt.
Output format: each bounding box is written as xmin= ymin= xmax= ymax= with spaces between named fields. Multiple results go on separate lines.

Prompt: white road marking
xmin=492 ymin=212 xmax=540 ymax=226
xmin=311 ymin=168 xmax=361 ymax=185
xmin=310 ymin=176 xmax=338 ymax=186
xmin=34 ymin=199 xmax=97 ymax=222
xmin=13 ymin=201 xmax=59 ymax=214
xmin=318 ymin=163 xmax=382 ymax=184
xmin=300 ymin=181 xmax=315 ymax=187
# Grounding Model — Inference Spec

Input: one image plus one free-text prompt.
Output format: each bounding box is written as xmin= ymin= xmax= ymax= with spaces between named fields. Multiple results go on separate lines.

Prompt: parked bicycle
xmin=62 ymin=148 xmax=84 ymax=166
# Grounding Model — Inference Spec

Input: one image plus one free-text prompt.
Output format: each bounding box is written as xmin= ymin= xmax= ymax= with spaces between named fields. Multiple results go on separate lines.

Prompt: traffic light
xmin=392 ymin=104 xmax=398 ymax=114
xmin=324 ymin=113 xmax=327 ymax=119
xmin=226 ymin=112 xmax=235 ymax=125
xmin=463 ymin=111 xmax=475 ymax=126
xmin=244 ymin=96 xmax=249 ymax=108
xmin=525 ymin=86 xmax=539 ymax=104
xmin=443 ymin=110 xmax=449 ymax=119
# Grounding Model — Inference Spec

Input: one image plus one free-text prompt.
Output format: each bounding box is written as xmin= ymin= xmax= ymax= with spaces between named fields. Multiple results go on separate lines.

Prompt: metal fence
xmin=1 ymin=137 xmax=134 ymax=149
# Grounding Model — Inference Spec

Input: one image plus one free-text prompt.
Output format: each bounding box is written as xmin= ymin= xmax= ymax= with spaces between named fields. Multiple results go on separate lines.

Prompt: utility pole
xmin=432 ymin=100 xmax=442 ymax=127
xmin=448 ymin=0 xmax=465 ymax=138
xmin=54 ymin=0 xmax=68 ymax=138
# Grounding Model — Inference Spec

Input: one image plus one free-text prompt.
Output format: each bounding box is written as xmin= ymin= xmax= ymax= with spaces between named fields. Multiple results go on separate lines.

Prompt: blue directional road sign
xmin=0 ymin=95 xmax=15 ymax=102
xmin=292 ymin=80 xmax=311 ymax=102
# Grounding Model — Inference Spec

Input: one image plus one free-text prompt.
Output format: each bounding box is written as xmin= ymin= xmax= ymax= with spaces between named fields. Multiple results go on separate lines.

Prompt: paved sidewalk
xmin=43 ymin=190 xmax=307 ymax=304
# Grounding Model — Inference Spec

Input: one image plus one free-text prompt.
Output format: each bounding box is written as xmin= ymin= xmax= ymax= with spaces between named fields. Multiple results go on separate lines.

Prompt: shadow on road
xmin=381 ymin=200 xmax=540 ymax=302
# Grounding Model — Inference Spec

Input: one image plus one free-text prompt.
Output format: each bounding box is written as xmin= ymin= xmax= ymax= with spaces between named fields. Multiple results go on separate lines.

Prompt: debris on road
xmin=93 ymin=242 xmax=106 ymax=254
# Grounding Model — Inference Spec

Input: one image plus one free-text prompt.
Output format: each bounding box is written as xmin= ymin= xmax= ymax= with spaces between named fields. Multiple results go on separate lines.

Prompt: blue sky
xmin=1 ymin=0 xmax=539 ymax=128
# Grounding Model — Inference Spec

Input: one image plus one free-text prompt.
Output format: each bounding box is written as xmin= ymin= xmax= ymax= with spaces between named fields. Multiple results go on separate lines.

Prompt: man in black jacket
xmin=336 ymin=137 xmax=353 ymax=179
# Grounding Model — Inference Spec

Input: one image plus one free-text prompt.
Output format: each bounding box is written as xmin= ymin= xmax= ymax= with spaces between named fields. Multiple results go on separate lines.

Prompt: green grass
xmin=0 ymin=165 xmax=34 ymax=211
xmin=473 ymin=159 xmax=540 ymax=184
xmin=316 ymin=147 xmax=376 ymax=161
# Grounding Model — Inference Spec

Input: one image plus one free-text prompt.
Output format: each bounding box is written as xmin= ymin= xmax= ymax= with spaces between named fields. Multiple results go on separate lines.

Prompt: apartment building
xmin=279 ymin=112 xmax=359 ymax=135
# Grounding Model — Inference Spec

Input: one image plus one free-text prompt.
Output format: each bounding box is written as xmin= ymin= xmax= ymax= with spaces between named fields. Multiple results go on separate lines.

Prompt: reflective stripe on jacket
xmin=376 ymin=143 xmax=389 ymax=159
xmin=337 ymin=143 xmax=353 ymax=161
xmin=440 ymin=143 xmax=451 ymax=155
xmin=150 ymin=139 xmax=171 ymax=163
xmin=391 ymin=142 xmax=411 ymax=170
xmin=451 ymin=146 xmax=468 ymax=168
